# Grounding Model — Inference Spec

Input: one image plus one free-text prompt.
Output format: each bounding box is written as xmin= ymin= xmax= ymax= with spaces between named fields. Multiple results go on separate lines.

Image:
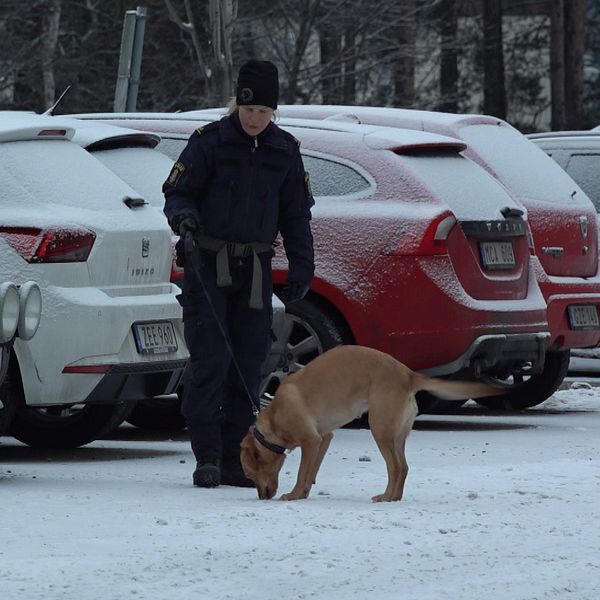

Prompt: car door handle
xmin=542 ymin=246 xmax=564 ymax=257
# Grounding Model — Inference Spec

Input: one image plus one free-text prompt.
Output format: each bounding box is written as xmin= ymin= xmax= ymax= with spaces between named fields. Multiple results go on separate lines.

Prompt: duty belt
xmin=193 ymin=234 xmax=272 ymax=310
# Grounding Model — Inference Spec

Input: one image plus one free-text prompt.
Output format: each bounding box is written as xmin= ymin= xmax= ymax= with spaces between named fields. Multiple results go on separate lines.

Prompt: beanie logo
xmin=239 ymin=87 xmax=254 ymax=103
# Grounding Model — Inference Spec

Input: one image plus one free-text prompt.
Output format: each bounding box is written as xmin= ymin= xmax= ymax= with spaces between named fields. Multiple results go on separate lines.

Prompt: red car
xmin=72 ymin=112 xmax=551 ymax=410
xmin=260 ymin=105 xmax=600 ymax=407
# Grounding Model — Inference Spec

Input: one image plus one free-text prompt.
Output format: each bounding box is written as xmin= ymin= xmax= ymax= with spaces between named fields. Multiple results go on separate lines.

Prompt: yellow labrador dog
xmin=241 ymin=345 xmax=504 ymax=502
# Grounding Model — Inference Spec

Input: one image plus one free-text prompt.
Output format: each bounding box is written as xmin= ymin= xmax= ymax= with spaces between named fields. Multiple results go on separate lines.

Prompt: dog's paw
xmin=280 ymin=493 xmax=298 ymax=501
xmin=371 ymin=493 xmax=391 ymax=503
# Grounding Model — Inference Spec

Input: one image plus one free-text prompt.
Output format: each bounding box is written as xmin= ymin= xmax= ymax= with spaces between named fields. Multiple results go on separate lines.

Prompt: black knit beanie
xmin=235 ymin=60 xmax=279 ymax=110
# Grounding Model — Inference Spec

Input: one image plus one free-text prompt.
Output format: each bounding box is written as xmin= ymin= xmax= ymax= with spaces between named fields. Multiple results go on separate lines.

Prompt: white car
xmin=61 ymin=116 xmax=290 ymax=428
xmin=0 ymin=112 xmax=188 ymax=447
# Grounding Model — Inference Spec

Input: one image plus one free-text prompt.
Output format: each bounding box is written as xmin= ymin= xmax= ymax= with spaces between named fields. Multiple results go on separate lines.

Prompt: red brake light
xmin=388 ymin=211 xmax=456 ymax=256
xmin=0 ymin=227 xmax=96 ymax=263
xmin=418 ymin=213 xmax=457 ymax=255
xmin=170 ymin=238 xmax=184 ymax=282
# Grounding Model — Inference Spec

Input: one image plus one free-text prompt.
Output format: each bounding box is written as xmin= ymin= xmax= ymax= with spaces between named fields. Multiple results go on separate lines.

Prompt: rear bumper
xmin=342 ymin=254 xmax=549 ymax=372
xmin=420 ymin=332 xmax=550 ymax=377
xmin=83 ymin=360 xmax=187 ymax=404
xmin=537 ymin=267 xmax=600 ymax=347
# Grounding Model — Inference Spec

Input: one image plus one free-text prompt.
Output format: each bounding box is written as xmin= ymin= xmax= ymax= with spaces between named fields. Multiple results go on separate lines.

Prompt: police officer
xmin=163 ymin=59 xmax=315 ymax=488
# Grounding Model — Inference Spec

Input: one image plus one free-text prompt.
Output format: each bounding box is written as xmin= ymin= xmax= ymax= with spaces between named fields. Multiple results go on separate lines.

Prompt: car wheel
xmin=9 ymin=401 xmax=136 ymax=448
xmin=475 ymin=349 xmax=570 ymax=410
xmin=259 ymin=297 xmax=351 ymax=408
xmin=5 ymin=367 xmax=136 ymax=448
xmin=0 ymin=347 xmax=17 ymax=435
xmin=126 ymin=394 xmax=186 ymax=431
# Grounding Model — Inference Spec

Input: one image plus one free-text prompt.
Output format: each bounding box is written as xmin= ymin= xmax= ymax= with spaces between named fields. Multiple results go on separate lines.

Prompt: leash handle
xmin=183 ymin=232 xmax=260 ymax=416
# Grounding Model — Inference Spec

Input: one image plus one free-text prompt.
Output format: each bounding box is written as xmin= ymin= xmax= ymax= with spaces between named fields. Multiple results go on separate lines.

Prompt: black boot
xmin=193 ymin=458 xmax=221 ymax=487
xmin=221 ymin=455 xmax=255 ymax=488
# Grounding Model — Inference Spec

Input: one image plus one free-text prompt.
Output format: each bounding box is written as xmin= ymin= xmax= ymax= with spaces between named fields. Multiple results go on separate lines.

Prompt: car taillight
xmin=389 ymin=211 xmax=457 ymax=256
xmin=0 ymin=226 xmax=96 ymax=263
xmin=170 ymin=237 xmax=184 ymax=282
xmin=171 ymin=264 xmax=184 ymax=282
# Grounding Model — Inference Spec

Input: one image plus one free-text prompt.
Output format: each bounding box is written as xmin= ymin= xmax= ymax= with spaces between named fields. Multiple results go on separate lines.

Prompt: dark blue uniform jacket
xmin=163 ymin=113 xmax=315 ymax=286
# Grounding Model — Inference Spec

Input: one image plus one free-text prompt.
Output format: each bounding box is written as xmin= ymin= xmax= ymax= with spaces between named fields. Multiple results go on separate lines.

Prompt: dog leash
xmin=184 ymin=231 xmax=260 ymax=417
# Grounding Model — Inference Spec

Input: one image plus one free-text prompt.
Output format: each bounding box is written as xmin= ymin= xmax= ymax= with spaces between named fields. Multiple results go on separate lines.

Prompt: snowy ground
xmin=1 ymin=386 xmax=600 ymax=600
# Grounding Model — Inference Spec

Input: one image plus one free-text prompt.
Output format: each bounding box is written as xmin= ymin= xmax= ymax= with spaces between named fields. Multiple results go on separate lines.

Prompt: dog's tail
xmin=410 ymin=372 xmax=505 ymax=401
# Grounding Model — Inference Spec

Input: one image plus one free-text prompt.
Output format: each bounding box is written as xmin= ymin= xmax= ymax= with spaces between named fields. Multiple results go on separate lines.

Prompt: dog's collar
xmin=254 ymin=427 xmax=286 ymax=455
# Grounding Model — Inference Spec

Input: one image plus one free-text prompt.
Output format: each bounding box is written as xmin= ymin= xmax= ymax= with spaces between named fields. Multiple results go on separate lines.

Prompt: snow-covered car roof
xmin=70 ymin=110 xmax=467 ymax=153
xmin=49 ymin=115 xmax=160 ymax=150
xmin=527 ymin=130 xmax=600 ymax=141
xmin=0 ymin=111 xmax=75 ymax=142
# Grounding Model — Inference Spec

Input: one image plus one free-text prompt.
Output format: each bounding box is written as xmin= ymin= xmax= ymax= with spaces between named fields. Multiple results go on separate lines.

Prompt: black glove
xmin=171 ymin=213 xmax=199 ymax=237
xmin=279 ymin=281 xmax=310 ymax=305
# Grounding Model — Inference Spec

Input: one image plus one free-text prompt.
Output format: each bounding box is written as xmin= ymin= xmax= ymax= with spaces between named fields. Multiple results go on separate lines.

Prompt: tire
xmin=0 ymin=350 xmax=17 ymax=435
xmin=475 ymin=349 xmax=570 ymax=410
xmin=9 ymin=401 xmax=136 ymax=448
xmin=126 ymin=394 xmax=186 ymax=431
xmin=259 ymin=296 xmax=352 ymax=407
xmin=6 ymin=364 xmax=136 ymax=448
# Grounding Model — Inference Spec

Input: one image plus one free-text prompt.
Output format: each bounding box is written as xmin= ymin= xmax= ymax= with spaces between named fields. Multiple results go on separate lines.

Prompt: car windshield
xmin=91 ymin=147 xmax=174 ymax=209
xmin=459 ymin=124 xmax=589 ymax=205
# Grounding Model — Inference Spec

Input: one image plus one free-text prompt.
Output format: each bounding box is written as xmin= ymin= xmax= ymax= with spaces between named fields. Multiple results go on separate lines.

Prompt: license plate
xmin=480 ymin=241 xmax=516 ymax=269
xmin=567 ymin=305 xmax=600 ymax=330
xmin=133 ymin=321 xmax=178 ymax=354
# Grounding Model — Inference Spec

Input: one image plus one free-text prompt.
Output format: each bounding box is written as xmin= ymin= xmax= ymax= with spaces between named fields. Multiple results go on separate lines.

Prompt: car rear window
xmin=0 ymin=139 xmax=138 ymax=213
xmin=565 ymin=154 xmax=600 ymax=211
xmin=399 ymin=152 xmax=517 ymax=219
xmin=459 ymin=124 xmax=589 ymax=205
xmin=92 ymin=147 xmax=174 ymax=209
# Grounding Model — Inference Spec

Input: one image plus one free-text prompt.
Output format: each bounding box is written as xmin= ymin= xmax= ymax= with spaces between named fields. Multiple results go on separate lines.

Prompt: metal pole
xmin=114 ymin=10 xmax=137 ymax=112
xmin=126 ymin=6 xmax=147 ymax=112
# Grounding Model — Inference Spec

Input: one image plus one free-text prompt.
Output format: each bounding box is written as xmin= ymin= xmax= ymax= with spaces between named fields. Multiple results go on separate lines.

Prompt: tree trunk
xmin=392 ymin=0 xmax=416 ymax=107
xmin=564 ymin=0 xmax=586 ymax=129
xmin=209 ymin=0 xmax=237 ymax=105
xmin=549 ymin=0 xmax=566 ymax=129
xmin=342 ymin=21 xmax=356 ymax=104
xmin=40 ymin=0 xmax=62 ymax=109
xmin=438 ymin=0 xmax=459 ymax=113
xmin=319 ymin=26 xmax=342 ymax=103
xmin=482 ymin=0 xmax=506 ymax=119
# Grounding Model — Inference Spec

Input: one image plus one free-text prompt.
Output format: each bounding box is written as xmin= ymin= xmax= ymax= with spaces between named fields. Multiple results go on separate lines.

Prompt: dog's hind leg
xmin=369 ymin=427 xmax=399 ymax=502
xmin=389 ymin=437 xmax=409 ymax=501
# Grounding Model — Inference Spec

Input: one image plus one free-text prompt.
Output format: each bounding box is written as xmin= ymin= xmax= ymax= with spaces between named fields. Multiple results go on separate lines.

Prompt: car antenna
xmin=42 ymin=85 xmax=72 ymax=116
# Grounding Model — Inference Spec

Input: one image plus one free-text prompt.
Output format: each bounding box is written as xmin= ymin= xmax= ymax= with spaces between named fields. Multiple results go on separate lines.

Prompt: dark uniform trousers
xmin=180 ymin=250 xmax=273 ymax=461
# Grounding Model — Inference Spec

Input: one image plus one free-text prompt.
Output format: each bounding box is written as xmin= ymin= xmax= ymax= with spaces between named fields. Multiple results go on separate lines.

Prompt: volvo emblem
xmin=141 ymin=237 xmax=150 ymax=258
xmin=579 ymin=216 xmax=589 ymax=238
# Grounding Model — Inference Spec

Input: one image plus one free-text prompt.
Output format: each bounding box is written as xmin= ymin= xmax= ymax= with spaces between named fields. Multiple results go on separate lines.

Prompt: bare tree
xmin=438 ymin=0 xmax=459 ymax=113
xmin=550 ymin=0 xmax=566 ymax=129
xmin=164 ymin=0 xmax=237 ymax=105
xmin=564 ymin=0 xmax=586 ymax=129
xmin=392 ymin=0 xmax=416 ymax=107
xmin=40 ymin=0 xmax=62 ymax=108
xmin=482 ymin=0 xmax=506 ymax=119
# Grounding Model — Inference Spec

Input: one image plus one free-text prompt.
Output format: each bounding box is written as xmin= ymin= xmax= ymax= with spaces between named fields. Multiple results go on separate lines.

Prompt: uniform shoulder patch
xmin=195 ymin=120 xmax=220 ymax=136
xmin=166 ymin=161 xmax=186 ymax=186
